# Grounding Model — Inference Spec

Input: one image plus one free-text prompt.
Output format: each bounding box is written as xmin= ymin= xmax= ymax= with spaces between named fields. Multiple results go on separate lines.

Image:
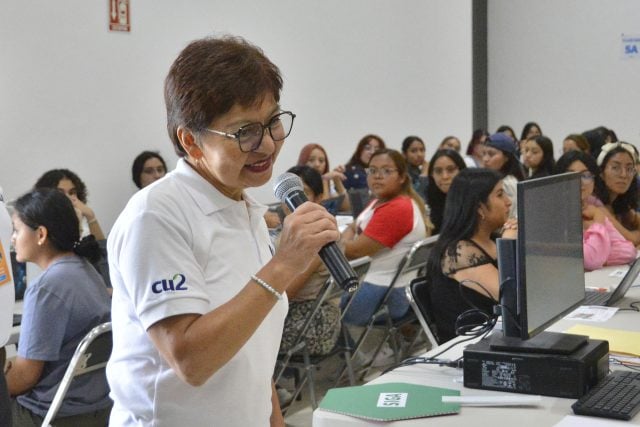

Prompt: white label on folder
xmin=377 ymin=392 xmax=408 ymax=408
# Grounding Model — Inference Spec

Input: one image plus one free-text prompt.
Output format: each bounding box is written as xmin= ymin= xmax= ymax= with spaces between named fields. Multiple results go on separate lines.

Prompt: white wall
xmin=0 ymin=1 xmax=473 ymax=232
xmin=488 ymin=0 xmax=640 ymax=155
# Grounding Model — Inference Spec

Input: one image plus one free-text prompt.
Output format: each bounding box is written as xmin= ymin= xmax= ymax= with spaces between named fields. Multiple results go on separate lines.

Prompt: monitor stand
xmin=489 ymin=331 xmax=588 ymax=355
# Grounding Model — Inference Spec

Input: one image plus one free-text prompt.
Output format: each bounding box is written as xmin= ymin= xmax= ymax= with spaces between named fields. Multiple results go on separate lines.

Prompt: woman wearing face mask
xmin=426 ymin=149 xmax=467 ymax=234
xmin=555 ymin=151 xmax=636 ymax=270
xmin=522 ymin=135 xmax=555 ymax=179
xmin=594 ymin=142 xmax=640 ymax=245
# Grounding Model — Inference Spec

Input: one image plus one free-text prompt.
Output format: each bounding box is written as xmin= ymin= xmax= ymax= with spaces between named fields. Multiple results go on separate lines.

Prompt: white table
xmin=313 ymin=266 xmax=640 ymax=426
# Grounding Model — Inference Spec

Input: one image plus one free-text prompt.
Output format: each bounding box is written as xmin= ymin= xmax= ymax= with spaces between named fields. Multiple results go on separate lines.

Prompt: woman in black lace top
xmin=426 ymin=168 xmax=517 ymax=342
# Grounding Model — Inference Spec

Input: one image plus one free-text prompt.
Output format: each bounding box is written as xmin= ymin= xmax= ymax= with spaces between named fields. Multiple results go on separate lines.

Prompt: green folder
xmin=318 ymin=382 xmax=461 ymax=422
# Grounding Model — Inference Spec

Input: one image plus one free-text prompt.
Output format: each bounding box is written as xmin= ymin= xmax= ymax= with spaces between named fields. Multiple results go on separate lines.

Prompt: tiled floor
xmin=281 ymin=340 xmax=430 ymax=427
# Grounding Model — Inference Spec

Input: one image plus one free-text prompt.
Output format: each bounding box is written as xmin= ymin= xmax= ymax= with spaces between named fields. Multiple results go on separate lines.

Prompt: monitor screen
xmin=518 ymin=172 xmax=584 ymax=338
xmin=495 ymin=173 xmax=585 ymax=354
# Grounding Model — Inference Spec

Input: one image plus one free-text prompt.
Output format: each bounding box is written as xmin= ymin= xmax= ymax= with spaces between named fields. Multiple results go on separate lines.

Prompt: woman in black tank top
xmin=426 ymin=168 xmax=518 ymax=343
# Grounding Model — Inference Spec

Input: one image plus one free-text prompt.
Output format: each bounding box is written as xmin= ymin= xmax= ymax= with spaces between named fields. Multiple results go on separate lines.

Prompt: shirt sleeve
xmin=110 ymin=206 xmax=211 ymax=331
xmin=18 ymin=285 xmax=70 ymax=361
xmin=362 ymin=197 xmax=413 ymax=248
xmin=583 ymin=222 xmax=610 ymax=271
xmin=604 ymin=217 xmax=637 ymax=267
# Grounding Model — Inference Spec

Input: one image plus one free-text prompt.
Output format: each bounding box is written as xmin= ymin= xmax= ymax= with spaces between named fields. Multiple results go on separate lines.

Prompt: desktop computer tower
xmin=463 ymin=338 xmax=609 ymax=398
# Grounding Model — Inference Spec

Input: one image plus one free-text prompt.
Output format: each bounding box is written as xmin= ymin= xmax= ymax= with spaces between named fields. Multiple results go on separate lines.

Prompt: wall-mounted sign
xmin=109 ymin=0 xmax=130 ymax=32
xmin=621 ymin=34 xmax=639 ymax=59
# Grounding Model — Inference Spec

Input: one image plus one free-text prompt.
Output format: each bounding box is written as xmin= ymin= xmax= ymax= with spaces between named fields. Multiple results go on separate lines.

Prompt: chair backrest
xmin=406 ymin=276 xmax=441 ymax=347
xmin=386 ymin=234 xmax=439 ymax=295
xmin=41 ymin=322 xmax=112 ymax=427
xmin=320 ymin=193 xmax=346 ymax=215
xmin=346 ymin=188 xmax=371 ymax=219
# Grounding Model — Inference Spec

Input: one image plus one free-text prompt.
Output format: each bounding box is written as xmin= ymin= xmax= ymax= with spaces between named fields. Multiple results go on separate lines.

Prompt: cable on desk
xmin=380 ymin=356 xmax=464 ymax=375
xmin=627 ymin=300 xmax=640 ymax=311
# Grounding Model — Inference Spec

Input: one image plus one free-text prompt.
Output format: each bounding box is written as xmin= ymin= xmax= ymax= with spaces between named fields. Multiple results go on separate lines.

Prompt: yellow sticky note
xmin=565 ymin=324 xmax=640 ymax=357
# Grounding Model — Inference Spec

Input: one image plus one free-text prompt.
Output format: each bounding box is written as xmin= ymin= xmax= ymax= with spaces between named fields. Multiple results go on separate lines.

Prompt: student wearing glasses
xmin=594 ymin=141 xmax=640 ymax=246
xmin=340 ymin=149 xmax=432 ymax=327
xmin=555 ymin=151 xmax=636 ymax=271
xmin=106 ymin=35 xmax=339 ymax=426
xmin=131 ymin=150 xmax=168 ymax=189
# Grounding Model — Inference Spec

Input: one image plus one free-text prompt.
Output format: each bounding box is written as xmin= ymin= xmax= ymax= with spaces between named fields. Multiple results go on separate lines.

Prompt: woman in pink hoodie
xmin=555 ymin=151 xmax=636 ymax=271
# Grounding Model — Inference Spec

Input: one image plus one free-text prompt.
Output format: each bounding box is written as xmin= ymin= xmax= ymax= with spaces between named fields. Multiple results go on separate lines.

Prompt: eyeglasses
xmin=204 ymin=111 xmax=295 ymax=153
xmin=432 ymin=165 xmax=459 ymax=176
xmin=606 ymin=164 xmax=636 ymax=177
xmin=579 ymin=171 xmax=595 ymax=182
xmin=365 ymin=167 xmax=398 ymax=177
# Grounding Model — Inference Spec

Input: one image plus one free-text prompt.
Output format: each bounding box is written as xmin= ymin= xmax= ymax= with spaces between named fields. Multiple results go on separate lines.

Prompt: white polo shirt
xmin=0 ymin=192 xmax=15 ymax=346
xmin=106 ymin=159 xmax=287 ymax=426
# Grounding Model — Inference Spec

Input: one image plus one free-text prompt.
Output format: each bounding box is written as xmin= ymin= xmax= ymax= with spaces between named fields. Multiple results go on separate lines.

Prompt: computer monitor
xmin=493 ymin=172 xmax=587 ymax=354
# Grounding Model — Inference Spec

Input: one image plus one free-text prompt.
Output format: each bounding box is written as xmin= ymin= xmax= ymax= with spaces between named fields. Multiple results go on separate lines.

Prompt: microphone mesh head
xmin=273 ymin=172 xmax=304 ymax=202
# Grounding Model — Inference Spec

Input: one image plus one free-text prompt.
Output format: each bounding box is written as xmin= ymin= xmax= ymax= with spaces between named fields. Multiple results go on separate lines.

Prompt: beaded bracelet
xmin=251 ymin=274 xmax=283 ymax=301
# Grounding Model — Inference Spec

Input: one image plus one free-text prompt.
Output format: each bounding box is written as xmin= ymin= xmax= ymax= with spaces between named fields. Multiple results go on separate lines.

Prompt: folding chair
xmin=346 ymin=188 xmax=371 ymax=219
xmin=406 ymin=275 xmax=442 ymax=348
xmin=343 ymin=235 xmax=438 ymax=378
xmin=274 ymin=257 xmax=370 ymax=412
xmin=41 ymin=322 xmax=112 ymax=427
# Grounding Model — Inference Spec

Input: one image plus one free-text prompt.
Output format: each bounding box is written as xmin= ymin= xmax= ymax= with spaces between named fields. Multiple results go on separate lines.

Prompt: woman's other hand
xmin=501 ymin=218 xmax=518 ymax=239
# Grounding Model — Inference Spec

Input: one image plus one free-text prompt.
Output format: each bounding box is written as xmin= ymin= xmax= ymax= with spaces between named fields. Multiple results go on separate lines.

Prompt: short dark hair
xmin=132 ymin=151 xmax=167 ymax=188
xmin=14 ymin=189 xmax=101 ymax=262
xmin=34 ymin=169 xmax=88 ymax=203
xmin=286 ymin=165 xmax=323 ymax=198
xmin=555 ymin=149 xmax=599 ymax=177
xmin=164 ymin=35 xmax=283 ymax=157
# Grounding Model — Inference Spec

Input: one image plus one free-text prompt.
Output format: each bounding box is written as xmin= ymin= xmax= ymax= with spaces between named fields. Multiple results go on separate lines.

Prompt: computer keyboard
xmin=584 ymin=290 xmax=610 ymax=306
xmin=572 ymin=370 xmax=640 ymax=421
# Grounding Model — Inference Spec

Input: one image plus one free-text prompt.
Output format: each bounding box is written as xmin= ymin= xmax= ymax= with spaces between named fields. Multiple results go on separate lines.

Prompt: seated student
xmin=34 ymin=169 xmax=110 ymax=287
xmin=594 ymin=141 xmax=640 ymax=245
xmin=563 ymin=134 xmax=591 ymax=154
xmin=401 ymin=136 xmax=429 ymax=202
xmin=481 ymin=132 xmax=525 ymax=218
xmin=426 ymin=168 xmax=517 ymax=343
xmin=555 ymin=151 xmax=636 ymax=271
xmin=277 ymin=166 xmax=341 ymax=357
xmin=438 ymin=136 xmax=461 ymax=152
xmin=340 ymin=149 xmax=431 ymax=326
xmin=297 ymin=143 xmax=350 ymax=213
xmin=7 ymin=189 xmax=111 ymax=427
xmin=426 ymin=149 xmax=467 ymax=234
xmin=340 ymin=134 xmax=386 ymax=190
xmin=131 ymin=150 xmax=168 ymax=189
xmin=522 ymin=135 xmax=555 ymax=179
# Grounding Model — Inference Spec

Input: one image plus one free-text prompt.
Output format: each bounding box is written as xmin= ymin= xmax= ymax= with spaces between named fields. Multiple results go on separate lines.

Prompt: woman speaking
xmin=106 ymin=35 xmax=339 ymax=426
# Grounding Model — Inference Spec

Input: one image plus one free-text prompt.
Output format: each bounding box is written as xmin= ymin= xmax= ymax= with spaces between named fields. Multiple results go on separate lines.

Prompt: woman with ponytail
xmin=7 ymin=188 xmax=111 ymax=426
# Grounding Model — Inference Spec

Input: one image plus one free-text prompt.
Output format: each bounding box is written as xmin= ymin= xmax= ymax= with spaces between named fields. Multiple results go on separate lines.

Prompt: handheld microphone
xmin=274 ymin=172 xmax=359 ymax=293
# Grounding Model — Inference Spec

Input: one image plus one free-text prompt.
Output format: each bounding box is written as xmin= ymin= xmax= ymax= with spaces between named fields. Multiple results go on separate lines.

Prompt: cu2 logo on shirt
xmin=151 ymin=273 xmax=188 ymax=294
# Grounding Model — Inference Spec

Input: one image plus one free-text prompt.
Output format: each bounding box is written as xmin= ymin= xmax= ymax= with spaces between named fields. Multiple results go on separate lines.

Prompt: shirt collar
xmin=173 ymin=158 xmax=268 ymax=216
